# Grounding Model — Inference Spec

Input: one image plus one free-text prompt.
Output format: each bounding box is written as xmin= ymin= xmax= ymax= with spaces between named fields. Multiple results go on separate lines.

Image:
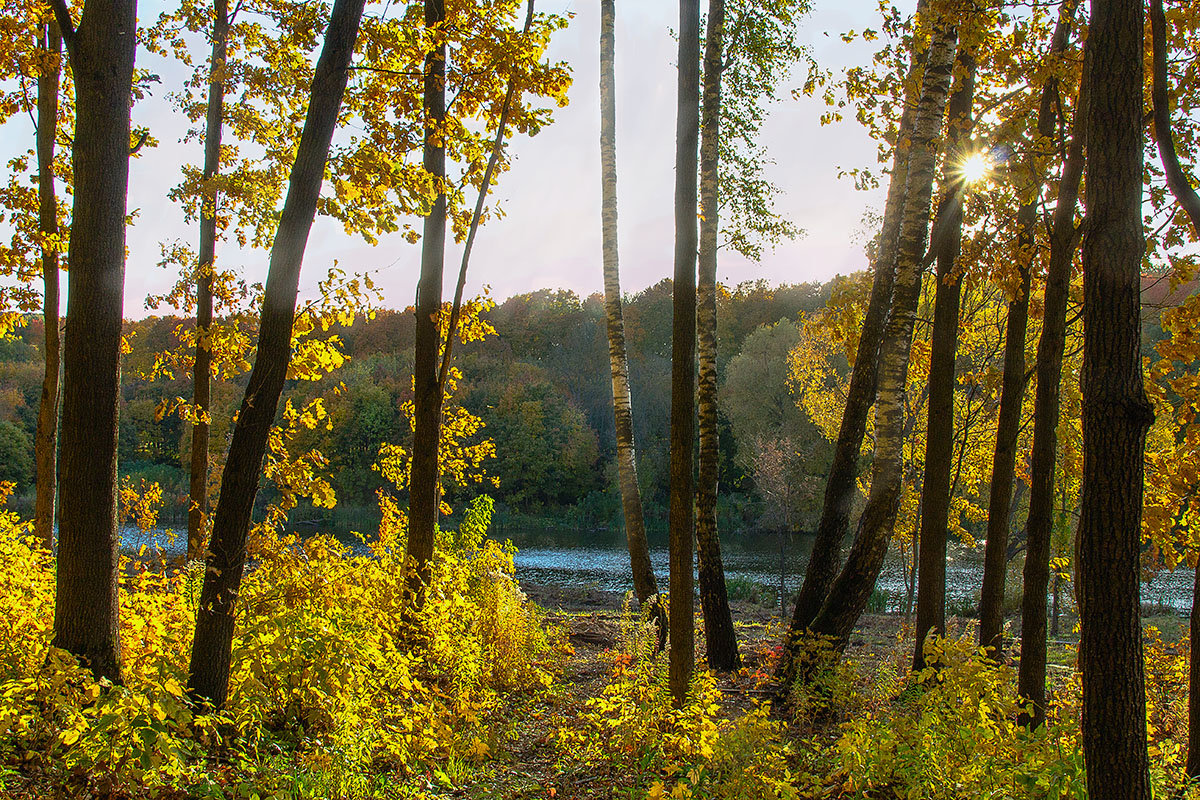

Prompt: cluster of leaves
xmin=0 ymin=487 xmax=564 ymax=797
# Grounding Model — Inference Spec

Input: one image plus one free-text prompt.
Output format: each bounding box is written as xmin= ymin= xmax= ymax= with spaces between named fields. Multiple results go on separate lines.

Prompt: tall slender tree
xmin=47 ymin=0 xmax=137 ymax=684
xmin=668 ymin=0 xmax=701 ymax=708
xmin=806 ymin=11 xmax=959 ymax=654
xmin=188 ymin=0 xmax=367 ymax=707
xmin=696 ymin=0 xmax=739 ymax=673
xmin=599 ymin=0 xmax=663 ymax=640
xmin=33 ymin=19 xmax=62 ymax=551
xmin=187 ymin=0 xmax=230 ymax=562
xmin=1017 ymin=76 xmax=1085 ymax=727
xmin=403 ymin=0 xmax=448 ymax=607
xmin=1076 ymin=0 xmax=1152 ymax=790
xmin=911 ymin=46 xmax=974 ymax=671
xmin=978 ymin=3 xmax=1078 ymax=656
xmin=781 ymin=0 xmax=930 ymax=681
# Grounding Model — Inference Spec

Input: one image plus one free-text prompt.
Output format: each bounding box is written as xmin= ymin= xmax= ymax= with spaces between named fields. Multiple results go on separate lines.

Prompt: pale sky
xmin=8 ymin=0 xmax=890 ymax=317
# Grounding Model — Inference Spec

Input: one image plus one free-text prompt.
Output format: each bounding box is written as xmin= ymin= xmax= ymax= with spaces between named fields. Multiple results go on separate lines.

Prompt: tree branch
xmin=1151 ymin=0 xmax=1200 ymax=239
xmin=47 ymin=0 xmax=76 ymax=62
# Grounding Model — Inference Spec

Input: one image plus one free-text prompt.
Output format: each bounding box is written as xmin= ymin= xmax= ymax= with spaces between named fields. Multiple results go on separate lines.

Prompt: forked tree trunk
xmin=1018 ymin=55 xmax=1087 ymax=730
xmin=668 ymin=0 xmax=700 ymax=708
xmin=34 ymin=21 xmax=62 ymax=551
xmin=912 ymin=48 xmax=974 ymax=672
xmin=978 ymin=4 xmax=1077 ymax=658
xmin=50 ymin=0 xmax=137 ymax=685
xmin=779 ymin=0 xmax=930 ymax=684
xmin=807 ymin=16 xmax=959 ymax=655
xmin=188 ymin=0 xmax=230 ymax=562
xmin=599 ymin=0 xmax=663 ymax=638
xmin=696 ymin=0 xmax=739 ymax=673
xmin=1076 ymin=0 xmax=1152 ymax=791
xmin=403 ymin=0 xmax=448 ymax=607
xmin=187 ymin=0 xmax=366 ymax=708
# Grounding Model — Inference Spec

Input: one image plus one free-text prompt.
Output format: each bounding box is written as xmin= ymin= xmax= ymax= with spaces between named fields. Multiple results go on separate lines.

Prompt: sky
xmin=7 ymin=0 xmax=890 ymax=317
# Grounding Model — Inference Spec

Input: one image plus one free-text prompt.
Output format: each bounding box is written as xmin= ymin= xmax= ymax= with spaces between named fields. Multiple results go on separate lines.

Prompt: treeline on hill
xmin=0 ymin=279 xmax=834 ymax=533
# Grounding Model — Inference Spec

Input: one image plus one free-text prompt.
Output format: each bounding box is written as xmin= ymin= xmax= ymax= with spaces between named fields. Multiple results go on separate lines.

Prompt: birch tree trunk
xmin=806 ymin=15 xmax=959 ymax=654
xmin=599 ymin=0 xmax=663 ymax=639
xmin=696 ymin=0 xmax=739 ymax=673
xmin=187 ymin=0 xmax=366 ymax=707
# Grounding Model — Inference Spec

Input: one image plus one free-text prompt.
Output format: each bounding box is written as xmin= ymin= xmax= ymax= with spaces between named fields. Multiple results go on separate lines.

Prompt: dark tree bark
xmin=696 ymin=0 xmax=739 ymax=673
xmin=188 ymin=0 xmax=230 ymax=562
xmin=1076 ymin=0 xmax=1152 ymax=791
xmin=807 ymin=16 xmax=959 ymax=655
xmin=978 ymin=5 xmax=1077 ymax=658
xmin=599 ymin=0 xmax=664 ymax=640
xmin=403 ymin=0 xmax=448 ymax=606
xmin=1018 ymin=47 xmax=1087 ymax=731
xmin=49 ymin=0 xmax=137 ymax=685
xmin=187 ymin=0 xmax=366 ymax=708
xmin=912 ymin=48 xmax=974 ymax=672
xmin=34 ymin=21 xmax=62 ymax=551
xmin=668 ymin=0 xmax=700 ymax=708
xmin=779 ymin=0 xmax=931 ymax=685
xmin=1150 ymin=0 xmax=1200 ymax=238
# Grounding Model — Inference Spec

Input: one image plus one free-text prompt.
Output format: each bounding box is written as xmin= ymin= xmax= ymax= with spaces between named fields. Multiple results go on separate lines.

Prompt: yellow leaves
xmin=119 ymin=477 xmax=164 ymax=535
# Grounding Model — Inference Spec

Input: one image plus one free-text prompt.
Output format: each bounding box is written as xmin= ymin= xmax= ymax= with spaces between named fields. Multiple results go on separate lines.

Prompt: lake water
xmin=119 ymin=522 xmax=1197 ymax=612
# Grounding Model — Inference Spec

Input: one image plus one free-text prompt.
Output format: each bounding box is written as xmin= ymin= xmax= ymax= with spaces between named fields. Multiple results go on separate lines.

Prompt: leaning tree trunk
xmin=668 ymin=0 xmax=701 ymax=709
xmin=1151 ymin=0 xmax=1200 ymax=775
xmin=50 ymin=0 xmax=137 ymax=685
xmin=599 ymin=0 xmax=663 ymax=638
xmin=187 ymin=0 xmax=366 ymax=708
xmin=807 ymin=16 xmax=959 ymax=655
xmin=1076 ymin=0 xmax=1153 ymax=791
xmin=912 ymin=48 xmax=974 ymax=672
xmin=1018 ymin=52 xmax=1087 ymax=730
xmin=403 ymin=0 xmax=448 ymax=607
xmin=33 ymin=21 xmax=62 ymax=551
xmin=780 ymin=0 xmax=931 ymax=684
xmin=696 ymin=0 xmax=739 ymax=673
xmin=978 ymin=4 xmax=1077 ymax=658
xmin=188 ymin=0 xmax=230 ymax=562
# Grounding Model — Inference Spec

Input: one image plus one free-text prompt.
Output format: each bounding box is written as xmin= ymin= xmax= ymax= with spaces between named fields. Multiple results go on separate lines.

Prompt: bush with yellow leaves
xmin=0 ymin=490 xmax=562 ymax=796
xmin=556 ymin=602 xmax=799 ymax=800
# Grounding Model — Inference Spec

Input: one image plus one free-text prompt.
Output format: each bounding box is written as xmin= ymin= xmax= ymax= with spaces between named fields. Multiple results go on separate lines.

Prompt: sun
xmin=958 ymin=151 xmax=994 ymax=185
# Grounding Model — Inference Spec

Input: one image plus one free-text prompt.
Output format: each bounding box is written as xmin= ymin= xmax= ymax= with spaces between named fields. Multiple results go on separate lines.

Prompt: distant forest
xmin=0 ymin=278 xmax=835 ymax=534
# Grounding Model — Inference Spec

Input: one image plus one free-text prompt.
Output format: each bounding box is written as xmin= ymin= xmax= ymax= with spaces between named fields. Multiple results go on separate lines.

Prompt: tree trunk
xmin=599 ymin=0 xmax=664 ymax=640
xmin=1018 ymin=49 xmax=1087 ymax=730
xmin=1077 ymin=0 xmax=1152 ymax=791
xmin=668 ymin=0 xmax=700 ymax=708
xmin=780 ymin=0 xmax=931 ymax=684
xmin=1188 ymin=563 xmax=1200 ymax=778
xmin=979 ymin=5 xmax=1076 ymax=659
xmin=403 ymin=0 xmax=448 ymax=606
xmin=807 ymin=16 xmax=959 ymax=655
xmin=188 ymin=0 xmax=230 ymax=562
xmin=51 ymin=0 xmax=138 ymax=685
xmin=912 ymin=48 xmax=974 ymax=672
xmin=34 ymin=21 xmax=62 ymax=552
xmin=1150 ymin=0 xmax=1200 ymax=238
xmin=696 ymin=0 xmax=739 ymax=673
xmin=187 ymin=0 xmax=366 ymax=708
